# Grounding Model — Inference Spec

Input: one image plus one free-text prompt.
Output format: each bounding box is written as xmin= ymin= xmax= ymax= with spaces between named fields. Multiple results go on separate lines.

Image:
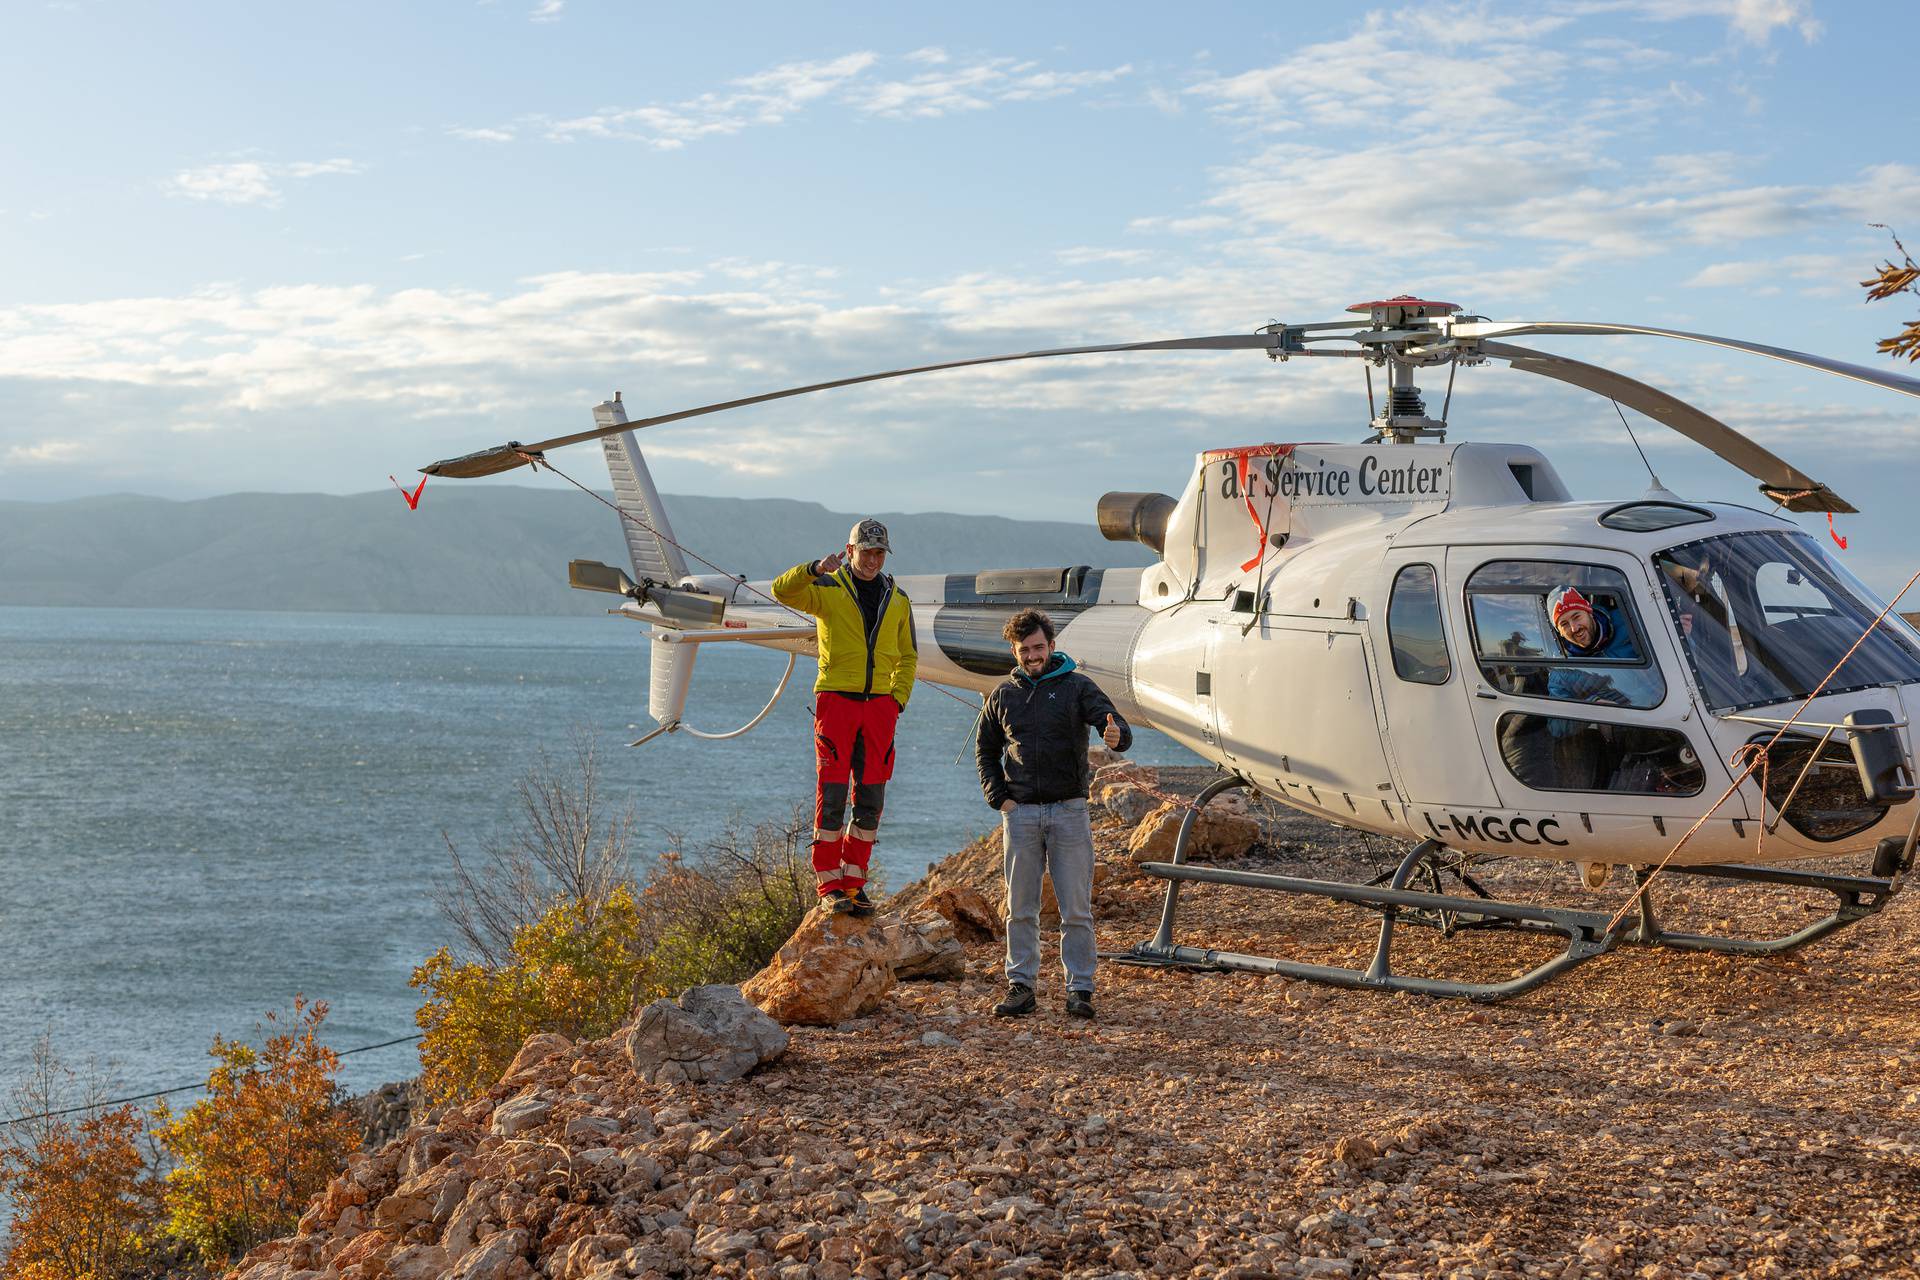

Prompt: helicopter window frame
xmin=1387 ymin=563 xmax=1452 ymax=686
xmin=1598 ymin=502 xmax=1716 ymax=533
xmin=1462 ymin=559 xmax=1667 ymax=710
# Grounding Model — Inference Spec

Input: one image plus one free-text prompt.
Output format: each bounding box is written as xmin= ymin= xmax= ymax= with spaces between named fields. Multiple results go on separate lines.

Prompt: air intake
xmin=1096 ymin=491 xmax=1176 ymax=554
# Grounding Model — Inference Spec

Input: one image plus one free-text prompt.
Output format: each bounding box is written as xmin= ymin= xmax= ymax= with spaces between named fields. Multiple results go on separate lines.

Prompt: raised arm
xmin=771 ymin=557 xmax=836 ymax=615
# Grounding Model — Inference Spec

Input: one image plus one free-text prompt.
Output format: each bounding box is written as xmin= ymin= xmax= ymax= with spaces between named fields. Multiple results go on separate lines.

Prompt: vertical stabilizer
xmin=596 ymin=396 xmax=690 ymax=584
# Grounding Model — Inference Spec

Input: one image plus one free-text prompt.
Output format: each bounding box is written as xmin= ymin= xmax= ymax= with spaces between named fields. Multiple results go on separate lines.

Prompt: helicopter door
xmin=1207 ymin=612 xmax=1395 ymax=809
xmin=1450 ymin=547 xmax=1747 ymax=861
xmin=1372 ymin=554 xmax=1500 ymax=809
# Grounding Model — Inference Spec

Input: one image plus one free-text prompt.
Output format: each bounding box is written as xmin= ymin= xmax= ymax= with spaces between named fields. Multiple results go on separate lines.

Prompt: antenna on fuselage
xmin=1610 ymin=398 xmax=1675 ymax=498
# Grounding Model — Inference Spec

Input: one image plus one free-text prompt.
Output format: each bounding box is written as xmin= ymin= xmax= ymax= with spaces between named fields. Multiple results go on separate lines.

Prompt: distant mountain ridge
xmin=0 ymin=488 xmax=1154 ymax=615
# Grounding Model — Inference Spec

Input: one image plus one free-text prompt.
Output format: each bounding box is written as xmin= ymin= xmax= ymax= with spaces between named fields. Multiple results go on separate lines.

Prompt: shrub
xmin=152 ymin=997 xmax=358 ymax=1268
xmin=412 ymin=884 xmax=651 ymax=1103
xmin=416 ymin=769 xmax=820 ymax=1103
xmin=0 ymin=1039 xmax=156 ymax=1280
xmin=436 ymin=731 xmax=634 ymax=969
xmin=640 ymin=807 xmax=817 ymax=998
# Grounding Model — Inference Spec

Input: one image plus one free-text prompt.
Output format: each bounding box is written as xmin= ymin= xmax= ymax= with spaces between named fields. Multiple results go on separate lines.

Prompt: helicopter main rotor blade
xmin=1482 ymin=341 xmax=1855 ymax=514
xmin=420 ymin=332 xmax=1284 ymax=478
xmin=1452 ymin=320 xmax=1920 ymax=401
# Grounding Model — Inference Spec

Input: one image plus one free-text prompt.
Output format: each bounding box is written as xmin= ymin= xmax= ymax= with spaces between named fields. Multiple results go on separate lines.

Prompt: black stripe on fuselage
xmin=930 ymin=567 xmax=1105 ymax=677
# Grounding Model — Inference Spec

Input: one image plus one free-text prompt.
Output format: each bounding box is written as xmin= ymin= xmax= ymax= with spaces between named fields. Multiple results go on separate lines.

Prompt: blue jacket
xmin=1548 ymin=607 xmax=1658 ymax=707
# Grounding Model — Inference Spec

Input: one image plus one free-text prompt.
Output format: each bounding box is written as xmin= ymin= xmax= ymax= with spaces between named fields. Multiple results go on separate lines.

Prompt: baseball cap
xmin=849 ymin=518 xmax=891 ymax=551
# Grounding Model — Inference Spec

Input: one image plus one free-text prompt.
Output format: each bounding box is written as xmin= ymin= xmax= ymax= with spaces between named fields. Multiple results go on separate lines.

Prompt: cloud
xmin=1056 ymin=247 xmax=1153 ymax=266
xmin=849 ymin=59 xmax=1132 ymax=120
xmin=529 ymin=0 xmax=562 ymax=21
xmin=519 ymin=49 xmax=1129 ymax=148
xmin=1685 ymin=252 xmax=1865 ymax=292
xmin=544 ymin=52 xmax=879 ymax=147
xmin=10 ymin=7 xmax=1909 ymax=517
xmin=168 ymin=163 xmax=277 ymax=206
xmin=167 ymin=157 xmax=362 ymax=208
xmin=5 ymin=438 xmax=89 ymax=464
xmin=1580 ymin=0 xmax=1824 ymax=44
xmin=1185 ymin=8 xmax=1576 ymax=130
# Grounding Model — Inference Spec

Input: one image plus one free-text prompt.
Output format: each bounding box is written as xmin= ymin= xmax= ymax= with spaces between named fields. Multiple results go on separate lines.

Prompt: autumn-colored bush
xmin=152 ymin=997 xmax=358 ymax=1268
xmin=412 ymin=883 xmax=651 ymax=1102
xmin=0 ymin=1040 xmax=156 ymax=1280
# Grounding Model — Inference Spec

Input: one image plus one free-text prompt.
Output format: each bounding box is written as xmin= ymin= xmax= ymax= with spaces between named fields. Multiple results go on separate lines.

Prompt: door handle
xmin=1475 ymin=688 xmax=1499 ymax=700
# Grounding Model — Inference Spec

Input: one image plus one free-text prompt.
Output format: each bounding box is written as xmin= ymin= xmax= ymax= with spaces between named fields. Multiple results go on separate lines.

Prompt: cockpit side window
xmin=1464 ymin=560 xmax=1665 ymax=709
xmin=1387 ymin=563 xmax=1450 ymax=685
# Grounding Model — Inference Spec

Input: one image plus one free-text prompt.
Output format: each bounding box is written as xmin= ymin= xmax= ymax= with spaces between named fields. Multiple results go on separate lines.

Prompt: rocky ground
xmin=232 ymin=763 xmax=1920 ymax=1280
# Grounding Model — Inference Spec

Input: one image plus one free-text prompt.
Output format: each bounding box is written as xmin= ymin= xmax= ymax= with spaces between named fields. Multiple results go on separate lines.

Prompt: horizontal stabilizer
xmin=567 ymin=558 xmax=727 ymax=627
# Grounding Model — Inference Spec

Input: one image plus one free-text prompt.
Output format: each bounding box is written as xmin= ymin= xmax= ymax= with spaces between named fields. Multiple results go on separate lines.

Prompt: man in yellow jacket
xmin=772 ymin=518 xmax=918 ymax=915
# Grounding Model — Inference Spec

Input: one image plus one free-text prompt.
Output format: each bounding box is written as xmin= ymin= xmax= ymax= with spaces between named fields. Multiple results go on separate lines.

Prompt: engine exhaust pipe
xmin=1097 ymin=491 xmax=1176 ymax=554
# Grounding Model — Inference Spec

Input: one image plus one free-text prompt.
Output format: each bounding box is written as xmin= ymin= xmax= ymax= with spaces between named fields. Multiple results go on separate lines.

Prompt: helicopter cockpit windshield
xmin=1654 ymin=531 xmax=1920 ymax=713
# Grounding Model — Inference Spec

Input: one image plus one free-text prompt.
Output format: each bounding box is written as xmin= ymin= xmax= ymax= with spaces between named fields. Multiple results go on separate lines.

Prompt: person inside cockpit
xmin=1540 ymin=585 xmax=1659 ymax=788
xmin=1657 ymin=547 xmax=1739 ymax=703
xmin=1546 ymin=585 xmax=1641 ymax=705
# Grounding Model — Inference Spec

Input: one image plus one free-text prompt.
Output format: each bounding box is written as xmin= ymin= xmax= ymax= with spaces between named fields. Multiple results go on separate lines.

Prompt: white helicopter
xmin=423 ymin=296 xmax=1920 ymax=1000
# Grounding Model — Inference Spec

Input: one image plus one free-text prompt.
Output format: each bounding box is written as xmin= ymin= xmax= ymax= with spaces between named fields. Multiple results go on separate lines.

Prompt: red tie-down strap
xmin=1829 ymin=513 xmax=1847 ymax=551
xmin=389 ymin=475 xmax=427 ymax=510
xmin=1199 ymin=443 xmax=1299 ymax=573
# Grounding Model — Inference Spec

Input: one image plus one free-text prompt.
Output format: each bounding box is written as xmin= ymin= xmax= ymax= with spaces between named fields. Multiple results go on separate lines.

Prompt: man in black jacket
xmin=976 ymin=608 xmax=1131 ymax=1019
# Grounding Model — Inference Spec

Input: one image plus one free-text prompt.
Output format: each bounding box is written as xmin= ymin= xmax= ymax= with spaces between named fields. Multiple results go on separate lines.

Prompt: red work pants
xmin=811 ymin=692 xmax=899 ymax=895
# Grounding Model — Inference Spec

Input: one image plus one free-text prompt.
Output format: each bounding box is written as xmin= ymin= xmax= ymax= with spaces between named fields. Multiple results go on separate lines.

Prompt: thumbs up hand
xmin=1102 ymin=712 xmax=1123 ymax=749
xmin=817 ymin=550 xmax=845 ymax=576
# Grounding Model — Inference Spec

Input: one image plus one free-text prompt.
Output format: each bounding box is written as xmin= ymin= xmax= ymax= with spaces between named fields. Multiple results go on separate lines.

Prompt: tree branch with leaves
xmin=1862 ymin=224 xmax=1920 ymax=363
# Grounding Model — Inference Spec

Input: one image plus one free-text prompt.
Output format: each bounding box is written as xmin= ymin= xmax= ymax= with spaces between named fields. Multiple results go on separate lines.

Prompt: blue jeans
xmin=1002 ymin=798 xmax=1097 ymax=993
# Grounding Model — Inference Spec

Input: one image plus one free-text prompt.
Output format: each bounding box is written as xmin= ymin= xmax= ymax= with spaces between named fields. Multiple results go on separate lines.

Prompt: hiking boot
xmin=993 ymin=983 xmax=1036 ymax=1017
xmin=820 ymin=889 xmax=856 ymax=915
xmin=847 ymin=886 xmax=877 ymax=917
xmin=1065 ymin=991 xmax=1096 ymax=1019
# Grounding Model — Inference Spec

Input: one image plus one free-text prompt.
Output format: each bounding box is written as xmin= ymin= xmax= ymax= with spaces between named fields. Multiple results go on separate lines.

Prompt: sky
xmin=3 ymin=0 xmax=1918 ymax=591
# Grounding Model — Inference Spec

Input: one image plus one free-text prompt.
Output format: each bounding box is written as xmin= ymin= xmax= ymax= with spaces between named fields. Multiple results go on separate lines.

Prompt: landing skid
xmin=1113 ymin=776 xmax=1909 ymax=1003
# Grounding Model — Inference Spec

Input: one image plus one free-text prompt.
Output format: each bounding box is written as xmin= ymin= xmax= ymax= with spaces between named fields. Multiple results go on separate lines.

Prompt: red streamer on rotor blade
xmin=389 ymin=475 xmax=427 ymax=510
xmin=1828 ymin=513 xmax=1847 ymax=550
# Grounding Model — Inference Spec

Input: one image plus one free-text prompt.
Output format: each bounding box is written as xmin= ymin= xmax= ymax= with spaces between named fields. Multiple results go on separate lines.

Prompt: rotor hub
xmin=1347 ymin=295 xmax=1461 ymax=328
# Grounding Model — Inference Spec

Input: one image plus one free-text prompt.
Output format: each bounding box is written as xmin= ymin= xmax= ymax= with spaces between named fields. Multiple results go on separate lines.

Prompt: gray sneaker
xmin=993 ymin=983 xmax=1036 ymax=1017
xmin=1065 ymin=991 xmax=1095 ymax=1019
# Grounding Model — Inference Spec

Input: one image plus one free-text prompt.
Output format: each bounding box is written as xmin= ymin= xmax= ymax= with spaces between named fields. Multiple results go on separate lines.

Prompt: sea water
xmin=0 ymin=606 xmax=1199 ymax=1105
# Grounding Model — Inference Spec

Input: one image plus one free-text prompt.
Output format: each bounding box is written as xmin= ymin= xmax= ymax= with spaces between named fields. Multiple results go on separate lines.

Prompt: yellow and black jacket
xmin=772 ymin=561 xmax=918 ymax=708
